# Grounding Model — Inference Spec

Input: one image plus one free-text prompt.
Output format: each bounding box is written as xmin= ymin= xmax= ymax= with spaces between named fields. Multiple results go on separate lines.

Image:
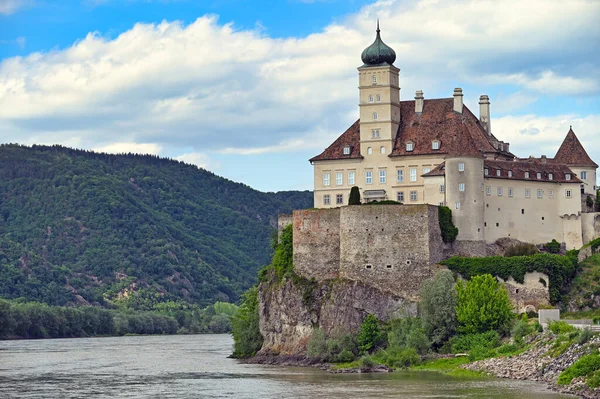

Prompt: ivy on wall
xmin=438 ymin=206 xmax=458 ymax=243
xmin=441 ymin=253 xmax=579 ymax=304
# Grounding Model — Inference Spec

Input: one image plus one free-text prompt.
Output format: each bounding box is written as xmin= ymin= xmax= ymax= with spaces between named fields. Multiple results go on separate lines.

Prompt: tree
xmin=0 ymin=299 xmax=15 ymax=337
xmin=455 ymin=274 xmax=513 ymax=335
xmin=419 ymin=270 xmax=457 ymax=347
xmin=348 ymin=186 xmax=361 ymax=205
xmin=231 ymin=286 xmax=263 ymax=358
xmin=357 ymin=314 xmax=381 ymax=353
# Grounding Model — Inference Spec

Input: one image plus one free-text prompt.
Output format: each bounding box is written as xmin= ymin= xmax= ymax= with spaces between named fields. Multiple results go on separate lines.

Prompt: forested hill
xmin=0 ymin=144 xmax=312 ymax=308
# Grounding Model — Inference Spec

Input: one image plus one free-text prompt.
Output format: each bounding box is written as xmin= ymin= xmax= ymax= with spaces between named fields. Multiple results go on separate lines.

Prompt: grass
xmin=411 ymin=357 xmax=486 ymax=378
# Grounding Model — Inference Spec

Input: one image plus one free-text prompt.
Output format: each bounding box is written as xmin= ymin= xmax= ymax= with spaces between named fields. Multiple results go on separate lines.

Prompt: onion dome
xmin=360 ymin=20 xmax=396 ymax=66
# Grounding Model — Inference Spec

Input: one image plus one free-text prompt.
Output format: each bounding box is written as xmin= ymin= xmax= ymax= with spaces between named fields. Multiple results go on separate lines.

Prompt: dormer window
xmin=376 ymin=94 xmax=381 ymax=102
xmin=343 ymin=145 xmax=351 ymax=155
xmin=369 ymin=95 xmax=374 ymax=103
xmin=566 ymin=173 xmax=571 ymax=181
xmin=406 ymin=142 xmax=414 ymax=151
xmin=549 ymin=173 xmax=553 ymax=181
xmin=496 ymin=169 xmax=501 ymax=177
xmin=536 ymin=172 xmax=541 ymax=179
xmin=372 ymin=112 xmax=378 ymax=120
xmin=525 ymin=172 xmax=530 ymax=179
xmin=372 ymin=75 xmax=377 ymax=84
xmin=484 ymin=168 xmax=489 ymax=176
xmin=508 ymin=170 xmax=513 ymax=177
xmin=432 ymin=140 xmax=440 ymax=150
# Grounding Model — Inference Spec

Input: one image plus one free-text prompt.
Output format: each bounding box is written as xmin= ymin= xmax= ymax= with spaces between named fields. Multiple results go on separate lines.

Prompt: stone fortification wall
xmin=277 ymin=214 xmax=293 ymax=237
xmin=497 ymin=272 xmax=550 ymax=313
xmin=292 ymin=209 xmax=341 ymax=281
xmin=339 ymin=204 xmax=441 ymax=300
xmin=581 ymin=212 xmax=600 ymax=245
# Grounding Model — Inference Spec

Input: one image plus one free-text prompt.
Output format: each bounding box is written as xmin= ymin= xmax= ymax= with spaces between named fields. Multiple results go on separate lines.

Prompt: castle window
xmin=549 ymin=189 xmax=554 ymax=198
xmin=455 ymin=202 xmax=461 ymax=209
xmin=484 ymin=168 xmax=488 ymax=176
xmin=367 ymin=147 xmax=373 ymax=155
xmin=566 ymin=173 xmax=571 ymax=180
xmin=566 ymin=189 xmax=572 ymax=198
xmin=537 ymin=189 xmax=543 ymax=198
xmin=397 ymin=169 xmax=404 ymax=183
xmin=508 ymin=170 xmax=513 ymax=177
xmin=459 ymin=183 xmax=465 ymax=192
xmin=581 ymin=171 xmax=588 ymax=179
xmin=522 ymin=209 xmax=525 ymax=214
xmin=372 ymin=112 xmax=378 ymax=120
xmin=498 ymin=187 xmax=503 ymax=196
xmin=410 ymin=191 xmax=417 ymax=201
xmin=323 ymin=195 xmax=330 ymax=205
xmin=496 ymin=222 xmax=499 ymax=227
xmin=386 ymin=264 xmax=392 ymax=269
xmin=537 ymin=172 xmax=541 ymax=179
xmin=440 ymin=184 xmax=445 ymax=193
xmin=380 ymin=146 xmax=386 ymax=154
xmin=496 ymin=169 xmax=501 ymax=177
xmin=343 ymin=145 xmax=351 ymax=155
xmin=508 ymin=187 xmax=513 ymax=197
xmin=486 ymin=186 xmax=491 ymax=195
xmin=369 ymin=95 xmax=374 ymax=103
xmin=348 ymin=171 xmax=355 ymax=185
xmin=336 ymin=194 xmax=343 ymax=204
xmin=366 ymin=171 xmax=373 ymax=184
xmin=458 ymin=162 xmax=465 ymax=172
xmin=379 ymin=170 xmax=386 ymax=184
xmin=525 ymin=171 xmax=530 ymax=179
xmin=525 ymin=189 xmax=531 ymax=198
xmin=409 ymin=168 xmax=417 ymax=182
xmin=423 ymin=167 xmax=431 ymax=174
xmin=549 ymin=173 xmax=553 ymax=181
xmin=371 ymin=129 xmax=380 ymax=138
xmin=406 ymin=142 xmax=414 ymax=151
xmin=397 ymin=191 xmax=404 ymax=202
xmin=432 ymin=140 xmax=440 ymax=150
xmin=323 ymin=173 xmax=330 ymax=186
xmin=365 ymin=264 xmax=372 ymax=269
xmin=376 ymin=94 xmax=381 ymax=102
xmin=372 ymin=75 xmax=377 ymax=84
xmin=336 ymin=172 xmax=343 ymax=186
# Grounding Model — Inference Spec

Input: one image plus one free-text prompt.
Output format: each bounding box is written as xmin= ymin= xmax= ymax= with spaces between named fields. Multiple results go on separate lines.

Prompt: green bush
xmin=335 ymin=349 xmax=355 ymax=363
xmin=376 ymin=347 xmax=420 ymax=369
xmin=456 ymin=274 xmax=514 ymax=335
xmin=496 ymin=343 xmax=519 ymax=354
xmin=231 ymin=286 xmax=263 ymax=358
xmin=558 ymin=354 xmax=600 ymax=385
xmin=419 ymin=270 xmax=457 ymax=348
xmin=360 ymin=355 xmax=376 ymax=370
xmin=505 ymin=243 xmax=538 ymax=257
xmin=348 ymin=186 xmax=361 ymax=205
xmin=533 ymin=322 xmax=543 ymax=333
xmin=450 ymin=331 xmax=501 ymax=354
xmin=511 ymin=315 xmax=533 ymax=343
xmin=548 ymin=320 xmax=576 ymax=335
xmin=442 ymin=253 xmax=578 ymax=304
xmin=544 ymin=239 xmax=561 ymax=254
xmin=586 ymin=195 xmax=594 ymax=208
xmin=387 ymin=317 xmax=430 ymax=355
xmin=438 ymin=206 xmax=458 ymax=243
xmin=357 ymin=314 xmax=383 ymax=353
xmin=578 ymin=328 xmax=594 ymax=345
xmin=307 ymin=328 xmax=328 ymax=360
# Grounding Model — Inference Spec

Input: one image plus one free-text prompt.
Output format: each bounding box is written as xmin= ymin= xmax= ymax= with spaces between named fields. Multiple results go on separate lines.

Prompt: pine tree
xmin=348 ymin=186 xmax=361 ymax=205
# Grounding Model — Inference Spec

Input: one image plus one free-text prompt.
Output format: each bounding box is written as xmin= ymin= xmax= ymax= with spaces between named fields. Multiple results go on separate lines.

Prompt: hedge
xmin=441 ymin=253 xmax=578 ymax=304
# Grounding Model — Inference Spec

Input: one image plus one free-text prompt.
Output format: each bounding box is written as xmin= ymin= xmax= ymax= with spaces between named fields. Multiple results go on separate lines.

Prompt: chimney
xmin=479 ymin=95 xmax=491 ymax=135
xmin=415 ymin=90 xmax=424 ymax=113
xmin=541 ymin=155 xmax=547 ymax=164
xmin=453 ymin=88 xmax=463 ymax=113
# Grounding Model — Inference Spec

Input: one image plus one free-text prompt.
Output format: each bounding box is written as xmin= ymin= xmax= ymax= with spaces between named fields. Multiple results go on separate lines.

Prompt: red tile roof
xmin=484 ymin=159 xmax=581 ymax=183
xmin=553 ymin=128 xmax=598 ymax=168
xmin=309 ymin=120 xmax=363 ymax=162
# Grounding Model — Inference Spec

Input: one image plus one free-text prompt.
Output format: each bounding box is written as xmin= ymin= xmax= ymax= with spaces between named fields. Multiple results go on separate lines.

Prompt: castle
xmin=309 ymin=23 xmax=599 ymax=250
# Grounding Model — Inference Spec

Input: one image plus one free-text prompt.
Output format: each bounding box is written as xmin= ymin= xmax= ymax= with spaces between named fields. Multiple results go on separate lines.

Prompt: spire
xmin=377 ymin=18 xmax=380 ymax=32
xmin=360 ymin=20 xmax=396 ymax=67
xmin=554 ymin=127 xmax=598 ymax=167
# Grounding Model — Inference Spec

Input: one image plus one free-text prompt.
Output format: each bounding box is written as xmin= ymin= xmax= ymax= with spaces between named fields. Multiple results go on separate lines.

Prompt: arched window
xmin=432 ymin=140 xmax=440 ymax=150
xmin=368 ymin=95 xmax=374 ymax=103
xmin=380 ymin=146 xmax=385 ymax=154
xmin=376 ymin=94 xmax=381 ymax=102
xmin=406 ymin=142 xmax=414 ymax=151
xmin=367 ymin=147 xmax=373 ymax=155
xmin=372 ymin=75 xmax=377 ymax=84
xmin=372 ymin=112 xmax=378 ymax=120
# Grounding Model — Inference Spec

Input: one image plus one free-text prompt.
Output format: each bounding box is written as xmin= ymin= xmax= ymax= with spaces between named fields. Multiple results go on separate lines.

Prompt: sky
xmin=0 ymin=0 xmax=599 ymax=192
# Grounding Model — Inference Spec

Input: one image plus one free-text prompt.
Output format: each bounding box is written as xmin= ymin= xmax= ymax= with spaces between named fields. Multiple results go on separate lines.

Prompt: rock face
xmin=257 ymin=277 xmax=416 ymax=356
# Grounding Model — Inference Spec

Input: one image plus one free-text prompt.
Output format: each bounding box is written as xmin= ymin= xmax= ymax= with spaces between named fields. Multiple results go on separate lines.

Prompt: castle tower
xmin=358 ymin=21 xmax=401 ymax=157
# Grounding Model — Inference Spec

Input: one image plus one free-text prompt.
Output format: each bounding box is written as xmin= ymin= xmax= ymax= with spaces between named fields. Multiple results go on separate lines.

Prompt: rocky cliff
xmin=257 ymin=275 xmax=416 ymax=356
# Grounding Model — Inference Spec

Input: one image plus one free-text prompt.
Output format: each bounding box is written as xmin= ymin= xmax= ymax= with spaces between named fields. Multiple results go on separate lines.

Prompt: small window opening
xmin=365 ymin=264 xmax=372 ymax=269
xmin=496 ymin=223 xmax=499 ymax=227
xmin=386 ymin=265 xmax=392 ymax=269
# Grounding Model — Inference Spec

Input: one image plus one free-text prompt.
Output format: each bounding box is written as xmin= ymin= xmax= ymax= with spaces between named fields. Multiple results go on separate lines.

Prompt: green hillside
xmin=0 ymin=144 xmax=311 ymax=308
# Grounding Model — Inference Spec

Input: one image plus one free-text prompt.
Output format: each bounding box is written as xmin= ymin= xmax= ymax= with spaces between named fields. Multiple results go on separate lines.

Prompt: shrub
xmin=357 ymin=314 xmax=382 ymax=353
xmin=307 ymin=328 xmax=328 ymax=360
xmin=438 ymin=206 xmax=458 ymax=243
xmin=578 ymin=328 xmax=594 ymax=345
xmin=548 ymin=320 xmax=576 ymax=335
xmin=586 ymin=195 xmax=594 ymax=208
xmin=377 ymin=347 xmax=420 ymax=369
xmin=533 ymin=322 xmax=543 ymax=333
xmin=387 ymin=317 xmax=430 ymax=355
xmin=558 ymin=354 xmax=600 ymax=385
xmin=455 ymin=274 xmax=514 ymax=335
xmin=231 ymin=286 xmax=263 ymax=358
xmin=335 ymin=349 xmax=355 ymax=363
xmin=419 ymin=270 xmax=457 ymax=347
xmin=505 ymin=243 xmax=538 ymax=257
xmin=544 ymin=239 xmax=561 ymax=254
xmin=511 ymin=315 xmax=533 ymax=344
xmin=348 ymin=186 xmax=361 ymax=205
xmin=360 ymin=355 xmax=376 ymax=370
xmin=497 ymin=343 xmax=519 ymax=354
xmin=450 ymin=331 xmax=501 ymax=354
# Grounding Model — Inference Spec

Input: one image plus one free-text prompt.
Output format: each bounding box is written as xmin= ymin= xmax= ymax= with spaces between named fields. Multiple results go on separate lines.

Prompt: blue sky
xmin=1 ymin=0 xmax=599 ymax=192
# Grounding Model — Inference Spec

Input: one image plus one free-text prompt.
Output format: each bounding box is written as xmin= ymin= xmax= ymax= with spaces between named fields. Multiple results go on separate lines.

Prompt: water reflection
xmin=0 ymin=335 xmax=573 ymax=399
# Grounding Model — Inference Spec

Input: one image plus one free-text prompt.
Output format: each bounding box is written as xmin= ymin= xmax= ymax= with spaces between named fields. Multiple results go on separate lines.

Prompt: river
xmin=0 ymin=334 xmax=573 ymax=398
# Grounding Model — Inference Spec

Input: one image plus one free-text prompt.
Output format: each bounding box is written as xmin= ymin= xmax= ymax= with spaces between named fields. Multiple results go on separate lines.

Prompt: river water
xmin=0 ymin=334 xmax=573 ymax=398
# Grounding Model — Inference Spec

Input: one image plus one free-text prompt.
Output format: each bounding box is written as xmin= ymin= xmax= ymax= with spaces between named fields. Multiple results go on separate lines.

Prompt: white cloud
xmin=93 ymin=142 xmax=162 ymax=155
xmin=0 ymin=0 xmax=598 ymax=171
xmin=175 ymin=152 xmax=216 ymax=170
xmin=0 ymin=0 xmax=30 ymax=15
